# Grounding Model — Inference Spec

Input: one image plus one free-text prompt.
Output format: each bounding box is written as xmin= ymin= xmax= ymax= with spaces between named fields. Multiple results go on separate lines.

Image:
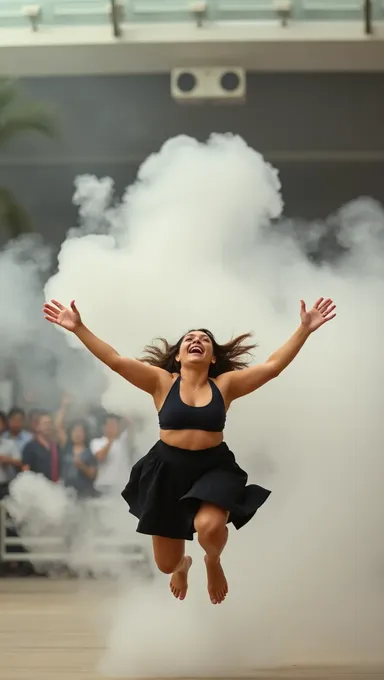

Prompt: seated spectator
xmin=0 ymin=434 xmax=23 ymax=498
xmin=22 ymin=412 xmax=60 ymax=482
xmin=55 ymin=411 xmax=98 ymax=498
xmin=90 ymin=414 xmax=132 ymax=495
xmin=0 ymin=411 xmax=7 ymax=435
xmin=4 ymin=408 xmax=33 ymax=457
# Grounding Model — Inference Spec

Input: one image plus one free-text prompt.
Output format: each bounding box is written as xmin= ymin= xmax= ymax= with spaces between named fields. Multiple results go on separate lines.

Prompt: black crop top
xmin=158 ymin=376 xmax=226 ymax=433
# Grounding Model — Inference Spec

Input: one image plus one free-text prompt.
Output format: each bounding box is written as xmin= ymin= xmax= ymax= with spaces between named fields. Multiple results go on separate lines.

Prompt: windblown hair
xmin=141 ymin=329 xmax=257 ymax=378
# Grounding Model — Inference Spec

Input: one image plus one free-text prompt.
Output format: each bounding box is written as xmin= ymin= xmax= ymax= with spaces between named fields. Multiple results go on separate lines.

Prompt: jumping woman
xmin=43 ymin=297 xmax=336 ymax=605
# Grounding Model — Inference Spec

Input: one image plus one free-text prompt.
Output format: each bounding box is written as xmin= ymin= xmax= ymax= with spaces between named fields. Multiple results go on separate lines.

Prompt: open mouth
xmin=188 ymin=345 xmax=203 ymax=355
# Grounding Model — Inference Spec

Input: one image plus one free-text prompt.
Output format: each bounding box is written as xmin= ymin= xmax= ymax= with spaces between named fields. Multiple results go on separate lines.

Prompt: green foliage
xmin=0 ymin=78 xmax=59 ymax=237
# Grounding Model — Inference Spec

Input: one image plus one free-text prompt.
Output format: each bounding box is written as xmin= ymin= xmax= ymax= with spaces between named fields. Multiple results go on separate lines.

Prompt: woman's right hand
xmin=43 ymin=299 xmax=83 ymax=333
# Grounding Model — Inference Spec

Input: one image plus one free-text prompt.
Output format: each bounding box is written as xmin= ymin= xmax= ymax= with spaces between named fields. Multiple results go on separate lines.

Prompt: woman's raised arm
xmin=219 ymin=297 xmax=336 ymax=401
xmin=43 ymin=299 xmax=166 ymax=395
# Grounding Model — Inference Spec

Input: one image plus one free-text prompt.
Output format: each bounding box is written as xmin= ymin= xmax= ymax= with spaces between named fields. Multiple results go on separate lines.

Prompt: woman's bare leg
xmin=152 ymin=536 xmax=192 ymax=601
xmin=194 ymin=503 xmax=229 ymax=605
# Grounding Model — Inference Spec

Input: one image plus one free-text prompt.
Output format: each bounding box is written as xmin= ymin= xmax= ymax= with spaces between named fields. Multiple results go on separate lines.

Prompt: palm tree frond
xmin=0 ymin=187 xmax=33 ymax=237
xmin=0 ymin=78 xmax=59 ymax=237
xmin=0 ymin=104 xmax=58 ymax=146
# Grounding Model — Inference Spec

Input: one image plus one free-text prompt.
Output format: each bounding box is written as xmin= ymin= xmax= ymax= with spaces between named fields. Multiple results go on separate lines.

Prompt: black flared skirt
xmin=121 ymin=440 xmax=271 ymax=540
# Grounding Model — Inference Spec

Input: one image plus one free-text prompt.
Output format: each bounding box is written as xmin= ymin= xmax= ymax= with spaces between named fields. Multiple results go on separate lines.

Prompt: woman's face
xmin=29 ymin=411 xmax=41 ymax=434
xmin=177 ymin=330 xmax=216 ymax=369
xmin=70 ymin=424 xmax=86 ymax=446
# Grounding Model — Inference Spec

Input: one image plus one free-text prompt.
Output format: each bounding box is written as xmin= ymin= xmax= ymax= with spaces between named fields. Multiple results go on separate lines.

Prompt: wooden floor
xmin=0 ymin=578 xmax=110 ymax=680
xmin=0 ymin=579 xmax=383 ymax=680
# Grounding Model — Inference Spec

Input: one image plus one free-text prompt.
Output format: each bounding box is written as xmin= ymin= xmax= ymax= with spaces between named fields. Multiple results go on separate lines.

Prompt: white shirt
xmin=0 ymin=437 xmax=21 ymax=484
xmin=90 ymin=432 xmax=133 ymax=493
xmin=3 ymin=429 xmax=32 ymax=455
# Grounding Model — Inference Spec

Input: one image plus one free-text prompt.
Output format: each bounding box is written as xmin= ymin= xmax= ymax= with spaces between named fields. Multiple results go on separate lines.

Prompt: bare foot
xmin=170 ymin=556 xmax=192 ymax=601
xmin=204 ymin=555 xmax=228 ymax=604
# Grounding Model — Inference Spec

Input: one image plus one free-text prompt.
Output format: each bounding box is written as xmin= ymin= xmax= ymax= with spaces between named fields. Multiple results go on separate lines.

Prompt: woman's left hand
xmin=300 ymin=297 xmax=336 ymax=333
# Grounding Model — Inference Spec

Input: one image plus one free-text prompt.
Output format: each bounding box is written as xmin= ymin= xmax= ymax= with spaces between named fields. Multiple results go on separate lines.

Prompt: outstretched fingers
xmin=318 ymin=298 xmax=336 ymax=322
xmin=318 ymin=298 xmax=332 ymax=311
xmin=44 ymin=313 xmax=60 ymax=325
xmin=51 ymin=299 xmax=64 ymax=310
xmin=43 ymin=303 xmax=59 ymax=316
xmin=43 ymin=300 xmax=61 ymax=325
xmin=315 ymin=298 xmax=336 ymax=314
xmin=319 ymin=299 xmax=335 ymax=313
xmin=313 ymin=297 xmax=324 ymax=309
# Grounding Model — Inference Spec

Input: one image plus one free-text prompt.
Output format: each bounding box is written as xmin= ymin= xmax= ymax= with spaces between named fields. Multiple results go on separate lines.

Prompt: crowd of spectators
xmin=0 ymin=396 xmax=137 ymax=501
xmin=0 ymin=396 xmax=138 ymax=575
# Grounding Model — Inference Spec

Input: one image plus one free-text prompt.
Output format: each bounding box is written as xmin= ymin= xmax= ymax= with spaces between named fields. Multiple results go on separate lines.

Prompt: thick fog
xmin=5 ymin=134 xmax=384 ymax=676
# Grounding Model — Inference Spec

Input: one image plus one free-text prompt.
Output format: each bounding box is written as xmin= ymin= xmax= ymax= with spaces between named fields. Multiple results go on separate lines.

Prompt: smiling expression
xmin=176 ymin=330 xmax=216 ymax=368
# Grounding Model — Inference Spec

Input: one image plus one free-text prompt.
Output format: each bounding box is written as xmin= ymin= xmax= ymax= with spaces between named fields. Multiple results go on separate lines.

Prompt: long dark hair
xmin=141 ymin=329 xmax=257 ymax=378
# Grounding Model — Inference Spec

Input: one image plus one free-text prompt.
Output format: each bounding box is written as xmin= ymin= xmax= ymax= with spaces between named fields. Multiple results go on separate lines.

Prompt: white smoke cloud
xmin=6 ymin=471 xmax=151 ymax=578
xmin=6 ymin=134 xmax=384 ymax=675
xmin=0 ymin=234 xmax=106 ymax=409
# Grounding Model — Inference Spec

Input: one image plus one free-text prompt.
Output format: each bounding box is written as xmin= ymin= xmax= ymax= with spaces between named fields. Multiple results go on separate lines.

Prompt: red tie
xmin=50 ymin=443 xmax=59 ymax=483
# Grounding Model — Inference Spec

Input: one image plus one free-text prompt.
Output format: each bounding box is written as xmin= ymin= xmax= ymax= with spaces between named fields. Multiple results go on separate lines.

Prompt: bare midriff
xmin=160 ymin=429 xmax=224 ymax=451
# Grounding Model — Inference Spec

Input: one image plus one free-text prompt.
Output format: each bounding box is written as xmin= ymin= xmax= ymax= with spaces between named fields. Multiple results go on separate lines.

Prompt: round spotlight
xmin=220 ymin=71 xmax=241 ymax=92
xmin=176 ymin=72 xmax=197 ymax=93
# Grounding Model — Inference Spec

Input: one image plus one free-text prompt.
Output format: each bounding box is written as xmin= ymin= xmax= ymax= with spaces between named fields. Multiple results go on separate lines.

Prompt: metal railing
xmin=0 ymin=0 xmax=381 ymax=32
xmin=0 ymin=498 xmax=153 ymax=577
